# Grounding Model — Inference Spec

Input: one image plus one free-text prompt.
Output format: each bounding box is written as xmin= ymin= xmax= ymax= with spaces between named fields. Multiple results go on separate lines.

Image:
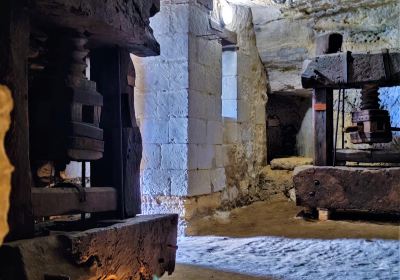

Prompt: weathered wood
xmin=336 ymin=149 xmax=400 ymax=163
xmin=91 ymin=48 xmax=142 ymax=218
xmin=313 ymin=89 xmax=333 ymax=166
xmin=312 ymin=33 xmax=337 ymax=166
xmin=32 ymin=187 xmax=117 ymax=217
xmin=294 ymin=166 xmax=400 ymax=213
xmin=70 ymin=122 xmax=103 ymax=140
xmin=302 ymin=51 xmax=400 ymax=89
xmin=30 ymin=0 xmax=160 ymax=56
xmin=0 ymin=0 xmax=34 ymax=241
xmin=0 ymin=214 xmax=178 ymax=280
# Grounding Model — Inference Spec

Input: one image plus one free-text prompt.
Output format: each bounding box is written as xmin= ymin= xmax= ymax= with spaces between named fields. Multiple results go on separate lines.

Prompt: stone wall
xmin=220 ymin=4 xmax=268 ymax=208
xmin=132 ymin=0 xmax=268 ymax=232
xmin=0 ymin=85 xmax=13 ymax=244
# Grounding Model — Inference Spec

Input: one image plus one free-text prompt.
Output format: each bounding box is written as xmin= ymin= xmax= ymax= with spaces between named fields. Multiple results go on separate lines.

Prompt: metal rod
xmin=333 ymin=88 xmax=342 ymax=167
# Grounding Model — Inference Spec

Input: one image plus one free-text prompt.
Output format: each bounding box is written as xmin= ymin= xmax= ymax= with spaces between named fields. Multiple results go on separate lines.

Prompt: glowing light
xmin=220 ymin=0 xmax=233 ymax=26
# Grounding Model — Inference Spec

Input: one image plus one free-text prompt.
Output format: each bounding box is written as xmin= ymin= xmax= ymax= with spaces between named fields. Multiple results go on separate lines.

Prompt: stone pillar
xmin=0 ymin=85 xmax=14 ymax=244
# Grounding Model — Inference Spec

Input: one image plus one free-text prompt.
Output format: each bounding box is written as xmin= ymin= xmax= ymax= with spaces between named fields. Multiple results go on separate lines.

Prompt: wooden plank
xmin=32 ymin=187 xmax=117 ymax=217
xmin=313 ymin=88 xmax=334 ymax=166
xmin=302 ymin=51 xmax=400 ymax=89
xmin=91 ymin=48 xmax=142 ymax=218
xmin=294 ymin=166 xmax=400 ymax=213
xmin=336 ymin=149 xmax=400 ymax=163
xmin=0 ymin=0 xmax=34 ymax=241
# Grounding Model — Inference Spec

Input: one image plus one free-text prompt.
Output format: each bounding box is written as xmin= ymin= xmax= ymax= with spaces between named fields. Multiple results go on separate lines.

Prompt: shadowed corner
xmin=0 ymin=85 xmax=14 ymax=245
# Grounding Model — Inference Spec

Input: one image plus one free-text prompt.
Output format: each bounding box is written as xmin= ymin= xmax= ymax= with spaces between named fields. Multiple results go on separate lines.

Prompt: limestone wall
xmin=132 ymin=0 xmax=269 ymax=232
xmin=220 ymin=5 xmax=268 ymax=208
xmin=0 ymin=85 xmax=13 ymax=244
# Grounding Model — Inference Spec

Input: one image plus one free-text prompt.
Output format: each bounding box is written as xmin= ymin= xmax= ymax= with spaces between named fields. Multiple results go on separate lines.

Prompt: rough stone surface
xmin=0 ymin=215 xmax=178 ymax=280
xmin=220 ymin=4 xmax=268 ymax=208
xmin=0 ymin=86 xmax=13 ymax=244
xmin=270 ymin=157 xmax=313 ymax=170
xmin=294 ymin=166 xmax=400 ymax=212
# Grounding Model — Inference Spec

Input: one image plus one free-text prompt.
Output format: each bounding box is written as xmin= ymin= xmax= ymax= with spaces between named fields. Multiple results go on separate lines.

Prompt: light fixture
xmin=220 ymin=0 xmax=233 ymax=26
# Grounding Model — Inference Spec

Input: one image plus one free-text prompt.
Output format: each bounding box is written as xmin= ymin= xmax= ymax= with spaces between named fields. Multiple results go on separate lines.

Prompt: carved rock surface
xmin=0 ymin=85 xmax=13 ymax=244
xmin=0 ymin=214 xmax=178 ymax=280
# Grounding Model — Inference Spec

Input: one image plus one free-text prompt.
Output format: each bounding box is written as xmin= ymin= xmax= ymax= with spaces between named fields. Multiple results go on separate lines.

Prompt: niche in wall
xmin=266 ymin=93 xmax=311 ymax=162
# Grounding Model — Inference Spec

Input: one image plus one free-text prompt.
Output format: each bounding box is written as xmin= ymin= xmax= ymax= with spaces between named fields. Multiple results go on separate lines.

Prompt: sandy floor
xmin=187 ymin=199 xmax=400 ymax=240
xmin=164 ymin=264 xmax=274 ymax=280
xmin=162 ymin=199 xmax=399 ymax=279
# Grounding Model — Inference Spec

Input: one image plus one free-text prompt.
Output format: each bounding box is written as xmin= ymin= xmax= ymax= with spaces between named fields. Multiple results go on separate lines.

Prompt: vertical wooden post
xmin=91 ymin=48 xmax=142 ymax=218
xmin=312 ymin=33 xmax=342 ymax=166
xmin=0 ymin=0 xmax=34 ymax=241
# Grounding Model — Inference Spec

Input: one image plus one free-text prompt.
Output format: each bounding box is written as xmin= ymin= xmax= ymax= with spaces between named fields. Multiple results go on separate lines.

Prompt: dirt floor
xmin=162 ymin=199 xmax=399 ymax=279
xmin=164 ymin=264 xmax=275 ymax=280
xmin=186 ymin=198 xmax=400 ymax=240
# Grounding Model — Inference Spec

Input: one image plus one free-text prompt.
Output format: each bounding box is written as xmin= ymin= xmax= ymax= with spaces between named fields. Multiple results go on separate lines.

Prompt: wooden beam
xmin=312 ymin=33 xmax=337 ymax=166
xmin=32 ymin=187 xmax=117 ymax=217
xmin=302 ymin=51 xmax=400 ymax=89
xmin=336 ymin=149 xmax=400 ymax=163
xmin=91 ymin=48 xmax=142 ymax=218
xmin=0 ymin=0 xmax=34 ymax=241
xmin=294 ymin=166 xmax=400 ymax=213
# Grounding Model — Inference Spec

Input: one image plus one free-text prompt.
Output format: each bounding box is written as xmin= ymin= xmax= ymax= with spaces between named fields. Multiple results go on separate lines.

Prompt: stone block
xmin=206 ymin=121 xmax=223 ymax=145
xmin=188 ymin=90 xmax=206 ymax=119
xmin=170 ymin=3 xmax=189 ymax=34
xmin=214 ymin=145 xmax=224 ymax=168
xmin=140 ymin=144 xmax=161 ymax=170
xmin=150 ymin=4 xmax=171 ymax=36
xmin=142 ymin=169 xmax=171 ymax=195
xmin=188 ymin=118 xmax=207 ymax=144
xmin=255 ymin=103 xmax=266 ymax=125
xmin=134 ymin=61 xmax=170 ymax=92
xmin=140 ymin=118 xmax=169 ymax=144
xmin=189 ymin=3 xmax=210 ymax=36
xmin=211 ymin=168 xmax=226 ymax=192
xmin=161 ymin=144 xmax=188 ymax=170
xmin=196 ymin=144 xmax=215 ymax=169
xmin=168 ymin=118 xmax=189 ymax=144
xmin=170 ymin=170 xmax=189 ymax=196
xmin=223 ymin=121 xmax=240 ymax=143
xmin=188 ymin=170 xmax=211 ymax=196
xmin=168 ymin=61 xmax=189 ymax=90
xmin=168 ymin=90 xmax=189 ymax=118
xmin=0 ymin=215 xmax=178 ymax=280
xmin=134 ymin=93 xmax=158 ymax=119
xmin=238 ymin=100 xmax=250 ymax=122
xmin=160 ymin=34 xmax=189 ymax=61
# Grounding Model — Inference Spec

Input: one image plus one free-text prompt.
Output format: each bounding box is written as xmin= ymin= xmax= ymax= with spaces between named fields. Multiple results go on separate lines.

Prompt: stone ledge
xmin=0 ymin=214 xmax=178 ymax=280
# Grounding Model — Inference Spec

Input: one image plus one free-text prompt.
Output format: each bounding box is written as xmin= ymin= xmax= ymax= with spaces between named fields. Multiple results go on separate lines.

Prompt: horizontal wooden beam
xmin=294 ymin=166 xmax=400 ymax=213
xmin=32 ymin=187 xmax=117 ymax=217
xmin=302 ymin=51 xmax=400 ymax=89
xmin=336 ymin=149 xmax=400 ymax=163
